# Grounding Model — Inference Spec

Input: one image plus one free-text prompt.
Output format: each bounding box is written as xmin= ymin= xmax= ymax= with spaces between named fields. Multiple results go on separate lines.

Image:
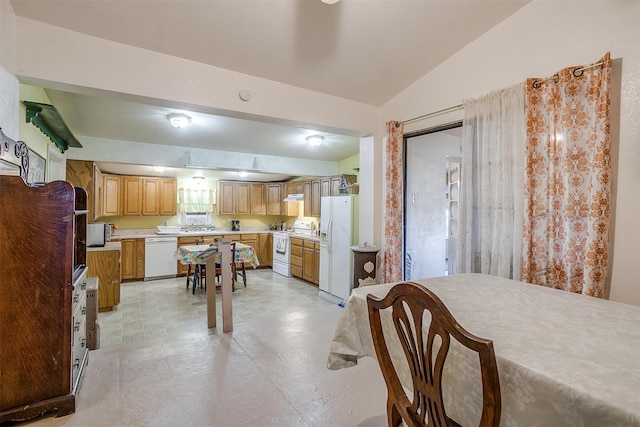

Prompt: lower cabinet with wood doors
xmin=86 ymin=245 xmax=121 ymax=312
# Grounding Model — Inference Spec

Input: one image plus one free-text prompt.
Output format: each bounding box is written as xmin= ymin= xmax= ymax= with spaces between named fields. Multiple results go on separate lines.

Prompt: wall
xmin=0 ymin=1 xmax=18 ymax=139
xmin=338 ymin=153 xmax=359 ymax=176
xmin=377 ymin=1 xmax=640 ymax=305
xmin=18 ymin=84 xmax=55 ymax=159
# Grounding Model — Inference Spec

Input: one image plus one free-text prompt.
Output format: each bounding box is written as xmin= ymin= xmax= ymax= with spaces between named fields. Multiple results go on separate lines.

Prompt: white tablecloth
xmin=327 ymin=273 xmax=640 ymax=426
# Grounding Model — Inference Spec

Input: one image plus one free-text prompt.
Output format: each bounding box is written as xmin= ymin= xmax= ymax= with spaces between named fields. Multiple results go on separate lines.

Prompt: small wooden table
xmin=175 ymin=239 xmax=234 ymax=332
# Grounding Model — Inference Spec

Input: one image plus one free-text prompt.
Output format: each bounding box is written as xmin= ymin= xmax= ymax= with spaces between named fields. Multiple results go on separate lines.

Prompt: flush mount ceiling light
xmin=167 ymin=113 xmax=191 ymax=129
xmin=306 ymin=135 xmax=324 ymax=146
xmin=321 ymin=0 xmax=340 ymax=4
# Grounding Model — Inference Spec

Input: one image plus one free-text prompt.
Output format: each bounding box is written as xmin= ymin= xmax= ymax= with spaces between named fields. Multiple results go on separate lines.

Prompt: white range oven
xmin=272 ymin=232 xmax=291 ymax=277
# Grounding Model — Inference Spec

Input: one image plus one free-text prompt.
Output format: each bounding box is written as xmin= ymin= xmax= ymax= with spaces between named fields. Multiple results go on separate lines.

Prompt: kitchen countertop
xmin=87 ymin=241 xmax=121 ymax=252
xmin=110 ymin=228 xmax=279 ymax=240
xmin=286 ymin=232 xmax=320 ymax=242
xmin=109 ymin=228 xmax=320 ymax=242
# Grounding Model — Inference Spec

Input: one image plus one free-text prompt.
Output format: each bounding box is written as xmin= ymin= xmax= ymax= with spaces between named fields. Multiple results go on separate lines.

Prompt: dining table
xmin=327 ymin=273 xmax=640 ymax=426
xmin=173 ymin=240 xmax=259 ymax=332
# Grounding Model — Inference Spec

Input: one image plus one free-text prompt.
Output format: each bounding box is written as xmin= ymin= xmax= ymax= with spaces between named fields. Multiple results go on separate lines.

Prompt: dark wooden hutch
xmin=0 ymin=128 xmax=89 ymax=422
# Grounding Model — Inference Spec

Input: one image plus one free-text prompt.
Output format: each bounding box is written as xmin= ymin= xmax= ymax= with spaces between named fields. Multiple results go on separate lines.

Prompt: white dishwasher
xmin=144 ymin=236 xmax=178 ymax=280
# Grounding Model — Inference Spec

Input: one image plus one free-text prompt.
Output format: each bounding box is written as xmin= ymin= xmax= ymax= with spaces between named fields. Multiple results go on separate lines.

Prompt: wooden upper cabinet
xmin=320 ymin=178 xmax=331 ymax=197
xmin=92 ymin=164 xmax=103 ymax=221
xmin=311 ymin=179 xmax=321 ymax=218
xmin=266 ymin=183 xmax=282 ymax=216
xmin=331 ymin=176 xmax=343 ymax=196
xmin=281 ymin=181 xmax=300 ymax=217
xmin=250 ymin=183 xmax=266 ymax=215
xmin=235 ymin=183 xmax=250 ymax=215
xmin=303 ymin=181 xmax=312 ymax=217
xmin=122 ymin=176 xmax=143 ymax=215
xmin=102 ymin=174 xmax=122 ymax=217
xmin=218 ymin=181 xmax=235 ymax=215
xmin=142 ymin=178 xmax=159 ymax=215
xmin=123 ymin=176 xmax=176 ymax=216
xmin=158 ymin=178 xmax=177 ymax=216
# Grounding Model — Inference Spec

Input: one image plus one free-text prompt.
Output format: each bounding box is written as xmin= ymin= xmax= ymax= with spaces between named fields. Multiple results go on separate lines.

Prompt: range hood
xmin=283 ymin=193 xmax=304 ymax=202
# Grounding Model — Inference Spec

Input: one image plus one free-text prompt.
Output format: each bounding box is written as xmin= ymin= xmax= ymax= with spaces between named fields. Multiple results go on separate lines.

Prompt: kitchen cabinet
xmin=235 ymin=183 xmax=250 ymax=214
xmin=217 ymin=181 xmax=267 ymax=215
xmin=290 ymin=237 xmax=304 ymax=279
xmin=0 ymin=173 xmax=88 ymax=422
xmin=290 ymin=236 xmax=319 ymax=284
xmin=266 ymin=183 xmax=282 ymax=215
xmin=303 ymin=181 xmax=312 ymax=217
xmin=142 ymin=178 xmax=159 ymax=215
xmin=302 ymin=240 xmax=316 ymax=283
xmin=217 ymin=181 xmax=235 ymax=215
xmin=68 ymin=161 xmax=176 ymax=219
xmin=124 ymin=176 xmax=177 ymax=216
xmin=120 ymin=238 xmax=145 ymax=280
xmin=280 ymin=182 xmax=300 ymax=216
xmin=299 ymin=174 xmax=357 ymax=218
xmin=321 ymin=177 xmax=331 ymax=197
xmin=87 ymin=248 xmax=121 ymax=312
xmin=258 ymin=233 xmax=272 ymax=267
xmin=311 ymin=179 xmax=321 ymax=217
xmin=93 ymin=164 xmax=103 ymax=218
xmin=122 ymin=176 xmax=143 ymax=215
xmin=331 ymin=176 xmax=343 ymax=196
xmin=158 ymin=178 xmax=177 ymax=216
xmin=302 ymin=179 xmax=322 ymax=218
xmin=102 ymin=174 xmax=122 ymax=216
xmin=250 ymin=183 xmax=266 ymax=215
xmin=66 ymin=159 xmax=99 ymax=220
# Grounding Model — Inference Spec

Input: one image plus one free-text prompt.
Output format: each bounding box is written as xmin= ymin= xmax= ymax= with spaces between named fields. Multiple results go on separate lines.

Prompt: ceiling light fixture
xmin=152 ymin=166 xmax=165 ymax=172
xmin=321 ymin=0 xmax=340 ymax=4
xmin=238 ymin=171 xmax=249 ymax=178
xmin=167 ymin=113 xmax=191 ymax=129
xmin=306 ymin=135 xmax=324 ymax=146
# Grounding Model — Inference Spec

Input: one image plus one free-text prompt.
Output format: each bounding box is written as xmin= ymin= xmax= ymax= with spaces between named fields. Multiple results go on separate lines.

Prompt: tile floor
xmin=17 ymin=270 xmax=387 ymax=426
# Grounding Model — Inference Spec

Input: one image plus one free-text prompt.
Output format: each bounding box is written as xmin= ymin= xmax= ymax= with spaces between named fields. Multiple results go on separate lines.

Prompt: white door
xmin=405 ymin=126 xmax=462 ymax=280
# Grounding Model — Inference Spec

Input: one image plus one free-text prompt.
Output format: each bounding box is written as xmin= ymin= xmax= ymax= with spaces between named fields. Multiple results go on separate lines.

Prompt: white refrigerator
xmin=319 ymin=195 xmax=358 ymax=303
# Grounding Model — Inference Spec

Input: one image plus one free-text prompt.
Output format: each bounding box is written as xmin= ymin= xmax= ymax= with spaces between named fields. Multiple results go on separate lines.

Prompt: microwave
xmin=87 ymin=223 xmax=110 ymax=247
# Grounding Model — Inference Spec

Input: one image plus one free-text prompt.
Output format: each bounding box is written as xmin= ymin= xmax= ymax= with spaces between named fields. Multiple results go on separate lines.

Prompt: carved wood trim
xmin=0 ymin=127 xmax=29 ymax=183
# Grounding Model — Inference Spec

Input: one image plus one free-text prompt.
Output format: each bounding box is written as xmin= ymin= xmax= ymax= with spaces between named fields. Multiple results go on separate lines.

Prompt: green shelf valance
xmin=22 ymin=101 xmax=82 ymax=153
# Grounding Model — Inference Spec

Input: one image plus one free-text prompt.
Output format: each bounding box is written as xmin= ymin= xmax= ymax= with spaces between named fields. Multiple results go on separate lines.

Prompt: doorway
xmin=404 ymin=122 xmax=462 ymax=280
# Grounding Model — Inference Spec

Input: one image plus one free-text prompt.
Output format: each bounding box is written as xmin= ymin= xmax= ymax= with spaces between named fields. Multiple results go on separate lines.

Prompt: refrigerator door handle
xmin=327 ymin=218 xmax=332 ymax=252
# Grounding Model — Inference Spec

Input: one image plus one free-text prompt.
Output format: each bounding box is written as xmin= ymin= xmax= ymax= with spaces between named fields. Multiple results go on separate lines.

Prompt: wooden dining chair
xmin=215 ymin=242 xmax=236 ymax=292
xmin=186 ymin=238 xmax=207 ymax=293
xmin=367 ymin=282 xmax=501 ymax=427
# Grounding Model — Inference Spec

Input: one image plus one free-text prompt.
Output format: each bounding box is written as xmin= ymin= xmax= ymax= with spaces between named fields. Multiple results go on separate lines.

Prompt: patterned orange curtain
xmin=522 ymin=53 xmax=611 ymax=297
xmin=383 ymin=120 xmax=404 ymax=282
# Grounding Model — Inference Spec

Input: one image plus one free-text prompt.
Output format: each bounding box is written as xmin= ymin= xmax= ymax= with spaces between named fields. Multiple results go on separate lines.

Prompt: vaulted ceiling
xmin=10 ymin=0 xmax=528 ymax=179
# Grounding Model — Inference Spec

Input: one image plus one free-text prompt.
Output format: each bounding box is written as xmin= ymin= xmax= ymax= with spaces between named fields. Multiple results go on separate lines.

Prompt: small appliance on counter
xmin=231 ymin=219 xmax=240 ymax=231
xmin=87 ymin=222 xmax=110 ymax=247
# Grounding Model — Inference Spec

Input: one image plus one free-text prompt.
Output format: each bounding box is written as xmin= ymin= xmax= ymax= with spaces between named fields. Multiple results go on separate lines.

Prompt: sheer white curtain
xmin=458 ymin=83 xmax=526 ymax=279
xmin=177 ymin=187 xmax=215 ymax=225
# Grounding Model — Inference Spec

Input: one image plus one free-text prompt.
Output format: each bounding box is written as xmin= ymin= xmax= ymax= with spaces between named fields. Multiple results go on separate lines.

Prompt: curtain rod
xmin=400 ymin=104 xmax=463 ymax=127
xmin=532 ymin=60 xmax=605 ymax=88
xmin=400 ymin=59 xmax=606 ymax=126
